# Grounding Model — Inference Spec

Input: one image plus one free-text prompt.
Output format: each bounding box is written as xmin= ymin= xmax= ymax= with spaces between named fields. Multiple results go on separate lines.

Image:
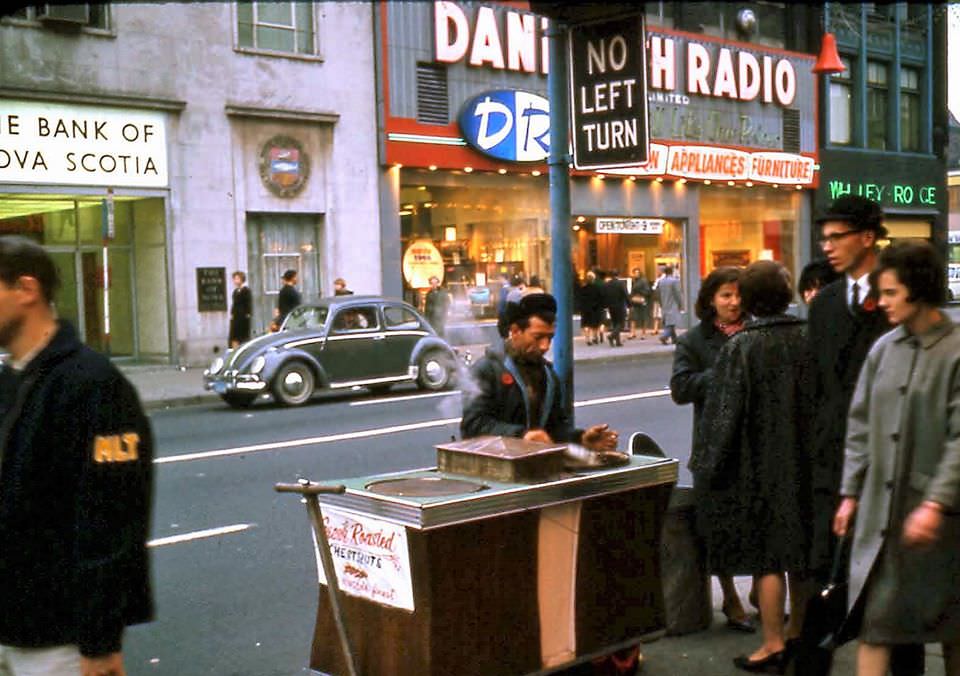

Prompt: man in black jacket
xmin=800 ymin=197 xmax=922 ymax=675
xmin=460 ymin=293 xmax=618 ymax=450
xmin=0 ymin=236 xmax=153 ymax=676
xmin=602 ymin=270 xmax=629 ymax=347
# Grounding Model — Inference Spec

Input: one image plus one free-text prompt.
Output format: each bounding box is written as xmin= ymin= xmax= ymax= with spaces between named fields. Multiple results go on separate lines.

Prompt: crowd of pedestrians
xmin=667 ymin=194 xmax=960 ymax=676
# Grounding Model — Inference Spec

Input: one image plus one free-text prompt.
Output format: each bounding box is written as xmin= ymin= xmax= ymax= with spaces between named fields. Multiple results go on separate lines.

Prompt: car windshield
xmin=283 ymin=306 xmax=329 ymax=331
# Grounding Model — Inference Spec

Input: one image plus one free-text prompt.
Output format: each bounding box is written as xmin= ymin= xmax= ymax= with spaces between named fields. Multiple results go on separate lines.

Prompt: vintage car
xmin=204 ymin=296 xmax=460 ymax=408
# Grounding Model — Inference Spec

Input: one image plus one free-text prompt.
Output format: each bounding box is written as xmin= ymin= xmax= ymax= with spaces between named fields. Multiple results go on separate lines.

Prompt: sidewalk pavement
xmin=638 ymin=576 xmax=945 ymax=675
xmin=122 ymin=328 xmax=678 ymax=411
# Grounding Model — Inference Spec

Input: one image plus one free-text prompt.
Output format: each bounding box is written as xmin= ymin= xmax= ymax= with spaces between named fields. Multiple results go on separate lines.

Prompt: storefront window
xmin=0 ymin=194 xmax=168 ymax=359
xmin=867 ymin=61 xmax=888 ymax=150
xmin=900 ymin=66 xmax=921 ymax=152
xmin=698 ymin=187 xmax=801 ymax=283
xmin=829 ymin=58 xmax=853 ymax=145
xmin=399 ymin=171 xmax=549 ymax=320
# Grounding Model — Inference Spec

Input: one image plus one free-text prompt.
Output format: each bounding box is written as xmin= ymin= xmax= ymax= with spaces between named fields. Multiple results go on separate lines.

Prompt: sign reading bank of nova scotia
xmin=568 ymin=14 xmax=649 ymax=170
xmin=457 ymin=90 xmax=551 ymax=163
xmin=0 ymin=100 xmax=167 ymax=188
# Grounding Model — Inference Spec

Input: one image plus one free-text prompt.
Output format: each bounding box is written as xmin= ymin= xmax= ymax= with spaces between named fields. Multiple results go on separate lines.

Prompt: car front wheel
xmin=417 ymin=350 xmax=455 ymax=391
xmin=272 ymin=361 xmax=316 ymax=406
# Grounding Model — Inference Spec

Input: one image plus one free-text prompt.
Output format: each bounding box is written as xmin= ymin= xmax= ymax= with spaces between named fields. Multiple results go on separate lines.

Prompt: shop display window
xmin=399 ymin=174 xmax=549 ymax=320
xmin=698 ymin=187 xmax=800 ymax=282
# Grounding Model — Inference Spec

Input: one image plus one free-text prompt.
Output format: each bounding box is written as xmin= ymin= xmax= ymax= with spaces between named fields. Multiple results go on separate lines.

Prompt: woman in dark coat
xmin=833 ymin=241 xmax=960 ymax=676
xmin=699 ymin=261 xmax=815 ymax=673
xmin=670 ymin=267 xmax=754 ymax=632
xmin=579 ymin=270 xmax=605 ymax=345
xmin=229 ymin=270 xmax=252 ymax=347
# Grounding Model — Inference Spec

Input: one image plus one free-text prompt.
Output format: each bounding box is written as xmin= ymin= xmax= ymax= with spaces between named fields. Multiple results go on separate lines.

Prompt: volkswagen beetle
xmin=204 ymin=296 xmax=460 ymax=408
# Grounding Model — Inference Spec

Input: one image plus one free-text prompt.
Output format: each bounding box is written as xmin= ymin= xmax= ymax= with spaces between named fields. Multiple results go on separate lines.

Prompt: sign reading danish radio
xmin=458 ymin=90 xmax=550 ymax=162
xmin=402 ymin=239 xmax=444 ymax=289
xmin=314 ymin=505 xmax=414 ymax=612
xmin=596 ymin=218 xmax=664 ymax=235
xmin=568 ymin=14 xmax=649 ymax=170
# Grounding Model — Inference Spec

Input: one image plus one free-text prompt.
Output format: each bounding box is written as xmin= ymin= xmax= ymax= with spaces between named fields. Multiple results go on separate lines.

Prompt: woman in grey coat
xmin=834 ymin=241 xmax=960 ymax=675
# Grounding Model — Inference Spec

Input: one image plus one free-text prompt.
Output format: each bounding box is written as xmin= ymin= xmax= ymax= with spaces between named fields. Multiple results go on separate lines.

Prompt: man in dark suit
xmin=800 ymin=195 xmax=922 ymax=675
xmin=229 ymin=270 xmax=252 ymax=347
xmin=601 ymin=270 xmax=628 ymax=347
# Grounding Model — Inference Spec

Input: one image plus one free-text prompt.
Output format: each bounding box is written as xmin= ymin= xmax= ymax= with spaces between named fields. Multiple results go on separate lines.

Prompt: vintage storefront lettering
xmin=828 ymin=180 xmax=938 ymax=206
xmin=0 ymin=102 xmax=168 ymax=188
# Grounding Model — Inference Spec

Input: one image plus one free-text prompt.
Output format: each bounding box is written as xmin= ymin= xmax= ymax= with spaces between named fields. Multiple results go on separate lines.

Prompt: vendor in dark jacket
xmin=460 ymin=292 xmax=618 ymax=451
xmin=0 ymin=236 xmax=153 ymax=676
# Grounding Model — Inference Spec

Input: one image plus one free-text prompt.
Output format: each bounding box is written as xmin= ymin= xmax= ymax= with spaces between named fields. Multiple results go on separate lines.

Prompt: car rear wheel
xmin=221 ymin=392 xmax=257 ymax=409
xmin=417 ymin=350 xmax=454 ymax=391
xmin=272 ymin=361 xmax=316 ymax=406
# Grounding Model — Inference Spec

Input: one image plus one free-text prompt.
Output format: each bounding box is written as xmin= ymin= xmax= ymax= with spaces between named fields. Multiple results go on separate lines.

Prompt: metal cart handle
xmin=274 ymin=481 xmax=346 ymax=496
xmin=275 ymin=479 xmax=358 ymax=676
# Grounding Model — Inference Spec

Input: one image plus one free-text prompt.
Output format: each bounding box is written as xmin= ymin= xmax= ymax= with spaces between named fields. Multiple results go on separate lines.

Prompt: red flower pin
xmin=501 ymin=373 xmax=515 ymax=386
xmin=862 ymin=297 xmax=877 ymax=312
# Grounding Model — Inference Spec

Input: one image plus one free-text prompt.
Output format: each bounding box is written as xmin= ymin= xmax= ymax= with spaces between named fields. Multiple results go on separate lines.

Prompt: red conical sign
xmin=812 ymin=33 xmax=845 ymax=74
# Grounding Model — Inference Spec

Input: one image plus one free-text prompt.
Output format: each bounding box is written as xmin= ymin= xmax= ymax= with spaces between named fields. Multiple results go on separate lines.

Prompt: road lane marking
xmin=148 ymin=523 xmax=253 ymax=547
xmin=350 ymin=391 xmax=460 ymax=407
xmin=156 ymin=389 xmax=670 ymax=464
xmin=574 ymin=389 xmax=670 ymax=407
xmin=156 ymin=418 xmax=462 ymax=464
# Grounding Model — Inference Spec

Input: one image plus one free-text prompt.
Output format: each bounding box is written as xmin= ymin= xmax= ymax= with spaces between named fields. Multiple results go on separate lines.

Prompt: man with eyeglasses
xmin=797 ymin=196 xmax=923 ymax=675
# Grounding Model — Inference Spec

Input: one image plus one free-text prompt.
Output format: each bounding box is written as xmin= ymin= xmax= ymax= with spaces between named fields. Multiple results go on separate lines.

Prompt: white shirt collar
xmin=846 ymin=272 xmax=870 ymax=306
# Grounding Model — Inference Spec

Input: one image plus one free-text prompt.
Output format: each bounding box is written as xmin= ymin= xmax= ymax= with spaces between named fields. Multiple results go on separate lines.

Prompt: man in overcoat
xmin=657 ymin=265 xmax=683 ymax=345
xmin=802 ymin=196 xmax=922 ymax=674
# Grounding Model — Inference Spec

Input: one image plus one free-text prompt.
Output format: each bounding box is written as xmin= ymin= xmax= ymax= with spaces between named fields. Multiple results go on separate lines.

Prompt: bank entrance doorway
xmin=0 ymin=193 xmax=170 ymax=361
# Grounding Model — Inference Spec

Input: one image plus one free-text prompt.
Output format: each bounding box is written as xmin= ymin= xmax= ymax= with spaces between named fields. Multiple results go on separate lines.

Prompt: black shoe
xmin=733 ymin=650 xmax=786 ymax=674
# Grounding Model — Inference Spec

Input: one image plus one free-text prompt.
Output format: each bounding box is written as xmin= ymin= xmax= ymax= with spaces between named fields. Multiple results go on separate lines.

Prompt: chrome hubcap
xmin=283 ymin=371 xmax=305 ymax=394
xmin=425 ymin=360 xmax=445 ymax=384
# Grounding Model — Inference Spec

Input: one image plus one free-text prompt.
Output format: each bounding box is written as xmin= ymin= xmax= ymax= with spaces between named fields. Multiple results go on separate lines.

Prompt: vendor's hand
xmin=833 ymin=497 xmax=858 ymax=537
xmin=582 ymin=424 xmax=619 ymax=452
xmin=523 ymin=429 xmax=553 ymax=444
xmin=902 ymin=501 xmax=943 ymax=548
xmin=82 ymin=653 xmax=126 ymax=676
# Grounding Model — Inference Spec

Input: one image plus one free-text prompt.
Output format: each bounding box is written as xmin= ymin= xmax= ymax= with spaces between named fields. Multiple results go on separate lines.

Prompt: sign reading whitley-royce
xmin=568 ymin=14 xmax=649 ymax=170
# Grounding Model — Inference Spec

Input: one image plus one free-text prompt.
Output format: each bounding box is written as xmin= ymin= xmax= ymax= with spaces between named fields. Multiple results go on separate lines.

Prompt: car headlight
xmin=209 ymin=357 xmax=224 ymax=375
xmin=250 ymin=355 xmax=266 ymax=375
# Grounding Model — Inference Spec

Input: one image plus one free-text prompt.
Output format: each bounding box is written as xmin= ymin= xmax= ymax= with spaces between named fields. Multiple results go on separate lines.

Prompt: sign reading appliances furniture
xmin=0 ymin=100 xmax=168 ymax=188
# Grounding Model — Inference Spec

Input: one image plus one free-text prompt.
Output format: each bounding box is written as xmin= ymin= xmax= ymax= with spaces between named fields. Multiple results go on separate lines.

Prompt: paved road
xmin=124 ymin=356 xmax=690 ymax=675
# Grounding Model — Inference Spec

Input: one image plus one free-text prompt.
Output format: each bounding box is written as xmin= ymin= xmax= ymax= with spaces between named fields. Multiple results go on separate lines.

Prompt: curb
xmin=137 ymin=346 xmax=677 ymax=412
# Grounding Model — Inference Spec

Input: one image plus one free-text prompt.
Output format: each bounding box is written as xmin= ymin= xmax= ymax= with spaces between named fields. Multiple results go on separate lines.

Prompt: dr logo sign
xmin=458 ymin=90 xmax=550 ymax=162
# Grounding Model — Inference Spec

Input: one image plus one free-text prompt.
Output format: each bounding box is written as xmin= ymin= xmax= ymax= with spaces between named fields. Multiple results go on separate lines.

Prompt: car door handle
xmin=373 ymin=334 xmax=386 ymax=340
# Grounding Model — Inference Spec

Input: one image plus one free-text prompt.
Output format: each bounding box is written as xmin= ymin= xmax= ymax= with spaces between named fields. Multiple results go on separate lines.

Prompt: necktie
xmin=851 ymin=282 xmax=860 ymax=310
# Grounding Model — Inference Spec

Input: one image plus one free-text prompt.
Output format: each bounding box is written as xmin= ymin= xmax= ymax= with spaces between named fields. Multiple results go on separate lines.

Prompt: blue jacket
xmin=460 ymin=346 xmax=582 ymax=443
xmin=0 ymin=322 xmax=154 ymax=656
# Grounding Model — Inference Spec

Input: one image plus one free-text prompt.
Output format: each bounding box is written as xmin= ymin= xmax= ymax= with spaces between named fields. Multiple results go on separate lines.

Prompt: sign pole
xmin=547 ymin=20 xmax=575 ymax=420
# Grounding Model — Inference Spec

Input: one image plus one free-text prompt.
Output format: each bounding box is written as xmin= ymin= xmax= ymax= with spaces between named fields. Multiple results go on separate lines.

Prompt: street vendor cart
xmin=277 ymin=437 xmax=678 ymax=676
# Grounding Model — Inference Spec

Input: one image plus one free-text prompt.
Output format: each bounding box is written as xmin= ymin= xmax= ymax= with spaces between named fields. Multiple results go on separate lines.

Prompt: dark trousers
xmin=607 ymin=311 xmax=625 ymax=346
xmin=660 ymin=324 xmax=677 ymax=343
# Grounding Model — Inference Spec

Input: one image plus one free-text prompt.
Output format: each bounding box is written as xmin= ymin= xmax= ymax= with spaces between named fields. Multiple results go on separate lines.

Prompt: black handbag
xmin=786 ymin=538 xmax=850 ymax=676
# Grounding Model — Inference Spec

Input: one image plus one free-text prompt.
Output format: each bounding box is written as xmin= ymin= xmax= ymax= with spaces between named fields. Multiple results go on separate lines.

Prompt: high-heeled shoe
xmin=733 ymin=650 xmax=787 ymax=674
xmin=723 ymin=611 xmax=757 ymax=633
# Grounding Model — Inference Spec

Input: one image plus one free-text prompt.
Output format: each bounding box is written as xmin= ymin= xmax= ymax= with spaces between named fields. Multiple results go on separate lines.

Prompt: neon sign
xmin=827 ymin=180 xmax=937 ymax=206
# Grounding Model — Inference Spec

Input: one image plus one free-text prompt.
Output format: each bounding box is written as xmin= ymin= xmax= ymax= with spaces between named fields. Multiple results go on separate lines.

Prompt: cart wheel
xmin=417 ymin=350 xmax=454 ymax=391
xmin=221 ymin=393 xmax=257 ymax=409
xmin=272 ymin=361 xmax=316 ymax=406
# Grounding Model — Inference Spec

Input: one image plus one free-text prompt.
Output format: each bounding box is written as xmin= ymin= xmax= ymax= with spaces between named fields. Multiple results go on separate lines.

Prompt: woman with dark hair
xmin=833 ymin=240 xmax=960 ymax=676
xmin=670 ymin=266 xmax=754 ymax=632
xmin=700 ymin=260 xmax=815 ymax=673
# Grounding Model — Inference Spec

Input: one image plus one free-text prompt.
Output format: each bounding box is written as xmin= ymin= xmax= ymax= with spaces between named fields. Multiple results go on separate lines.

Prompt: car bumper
xmin=203 ymin=373 xmax=268 ymax=393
